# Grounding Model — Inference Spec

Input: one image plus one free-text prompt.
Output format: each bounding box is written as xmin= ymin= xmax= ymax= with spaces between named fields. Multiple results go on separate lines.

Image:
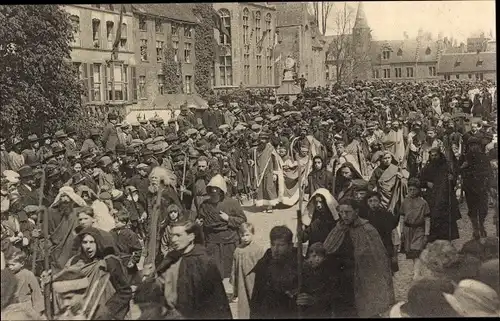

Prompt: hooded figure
xmin=198 ymin=174 xmax=247 ymax=279
xmin=76 ymin=185 xmax=115 ymax=232
xmin=302 ymin=188 xmax=339 ymax=252
xmin=58 ymin=227 xmax=132 ymax=320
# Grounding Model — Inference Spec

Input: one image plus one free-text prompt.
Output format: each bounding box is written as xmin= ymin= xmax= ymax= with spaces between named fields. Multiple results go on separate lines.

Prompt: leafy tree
xmin=162 ymin=42 xmax=183 ymax=94
xmin=192 ymin=4 xmax=217 ymax=98
xmin=0 ymin=5 xmax=90 ymax=140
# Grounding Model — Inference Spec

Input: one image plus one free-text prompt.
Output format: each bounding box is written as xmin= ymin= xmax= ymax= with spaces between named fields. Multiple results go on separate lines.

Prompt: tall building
xmin=274 ymin=2 xmax=327 ymax=87
xmin=212 ymin=3 xmax=277 ymax=91
xmin=62 ymin=4 xmax=137 ymax=117
xmin=351 ymin=2 xmax=372 ymax=80
xmin=131 ymin=4 xmax=199 ymax=110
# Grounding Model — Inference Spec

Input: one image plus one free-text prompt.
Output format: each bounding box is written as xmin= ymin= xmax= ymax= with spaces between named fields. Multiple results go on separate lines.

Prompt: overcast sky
xmin=322 ymin=1 xmax=496 ymax=43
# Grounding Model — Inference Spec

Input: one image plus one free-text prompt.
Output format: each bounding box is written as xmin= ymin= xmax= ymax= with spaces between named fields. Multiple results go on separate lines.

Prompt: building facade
xmin=437 ymin=52 xmax=496 ymax=81
xmin=274 ymin=2 xmax=327 ymax=88
xmin=212 ymin=3 xmax=277 ymax=91
xmin=63 ymin=4 xmax=137 ymax=117
xmin=131 ymin=4 xmax=197 ymax=109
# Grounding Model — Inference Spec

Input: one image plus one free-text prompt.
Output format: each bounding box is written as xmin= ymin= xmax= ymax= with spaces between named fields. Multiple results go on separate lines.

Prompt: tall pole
xmin=296 ymin=163 xmax=304 ymax=318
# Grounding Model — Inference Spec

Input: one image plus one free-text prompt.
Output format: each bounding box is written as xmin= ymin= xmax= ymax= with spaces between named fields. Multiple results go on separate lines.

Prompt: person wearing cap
xmin=16 ymin=165 xmax=39 ymax=207
xmin=102 ymin=113 xmax=120 ymax=153
xmin=8 ymin=137 xmax=25 ymax=172
xmin=21 ymin=134 xmax=41 ymax=167
xmin=63 ymin=127 xmax=79 ymax=160
xmin=80 ymin=128 xmax=101 ymax=155
xmin=198 ymin=175 xmax=247 ymax=282
xmin=202 ymin=102 xmax=223 ymax=133
xmin=177 ymin=103 xmax=198 ymax=132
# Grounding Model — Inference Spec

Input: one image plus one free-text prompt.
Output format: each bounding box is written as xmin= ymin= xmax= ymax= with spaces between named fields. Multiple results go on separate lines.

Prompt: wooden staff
xmin=296 ymin=163 xmax=304 ymax=318
xmin=32 ymin=166 xmax=46 ymax=271
xmin=180 ymin=151 xmax=188 ymax=201
xmin=144 ymin=186 xmax=163 ymax=272
xmin=43 ymin=206 xmax=53 ymax=320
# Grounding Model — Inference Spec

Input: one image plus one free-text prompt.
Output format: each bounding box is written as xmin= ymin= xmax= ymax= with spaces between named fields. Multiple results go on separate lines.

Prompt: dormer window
xmin=397 ymin=48 xmax=403 ymax=56
xmin=476 ymin=59 xmax=483 ymax=66
xmin=382 ymin=50 xmax=391 ymax=60
xmin=454 ymin=60 xmax=461 ymax=67
xmin=425 ymin=47 xmax=431 ymax=55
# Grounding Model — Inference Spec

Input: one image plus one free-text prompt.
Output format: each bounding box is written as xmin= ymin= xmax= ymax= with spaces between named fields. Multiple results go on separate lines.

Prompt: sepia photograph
xmin=0 ymin=1 xmax=498 ymax=319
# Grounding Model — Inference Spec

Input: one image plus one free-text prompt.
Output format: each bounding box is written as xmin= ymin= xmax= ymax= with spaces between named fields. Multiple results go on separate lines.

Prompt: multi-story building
xmin=131 ymin=4 xmax=198 ymax=110
xmin=274 ymin=2 xmax=327 ymax=87
xmin=437 ymin=51 xmax=496 ymax=81
xmin=212 ymin=3 xmax=277 ymax=91
xmin=62 ymin=4 xmax=137 ymax=117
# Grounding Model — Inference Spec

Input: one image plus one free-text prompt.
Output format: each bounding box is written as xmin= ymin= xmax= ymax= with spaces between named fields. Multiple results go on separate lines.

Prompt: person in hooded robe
xmin=48 ymin=186 xmax=88 ymax=272
xmin=334 ymin=162 xmax=364 ymax=203
xmin=52 ymin=227 xmax=132 ymax=320
xmin=75 ymin=185 xmax=115 ymax=233
xmin=333 ymin=140 xmax=363 ymax=179
xmin=301 ymin=188 xmax=339 ymax=253
xmin=197 ymin=174 xmax=247 ymax=283
xmin=307 ymin=155 xmax=334 ymax=196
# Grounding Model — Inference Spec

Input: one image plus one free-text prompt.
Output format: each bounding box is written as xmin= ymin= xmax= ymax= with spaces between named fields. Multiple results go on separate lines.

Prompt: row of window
xmin=381 ymin=47 xmax=433 ymax=60
xmin=443 ymin=73 xmax=484 ymax=80
xmin=73 ymin=62 xmax=194 ymax=102
xmin=138 ymin=16 xmax=192 ymax=38
xmin=139 ymin=39 xmax=191 ymax=63
xmin=70 ymin=15 xmax=129 ymax=50
xmin=241 ymin=8 xmax=273 ymax=47
xmin=373 ymin=66 xmax=437 ymax=78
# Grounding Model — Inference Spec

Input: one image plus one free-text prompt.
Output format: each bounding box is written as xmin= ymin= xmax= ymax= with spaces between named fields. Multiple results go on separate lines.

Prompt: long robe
xmin=48 ymin=207 xmax=80 ymax=271
xmin=253 ymin=143 xmax=280 ymax=207
xmin=323 ymin=218 xmax=395 ymax=317
xmin=198 ymin=197 xmax=247 ymax=279
xmin=230 ymin=242 xmax=265 ymax=319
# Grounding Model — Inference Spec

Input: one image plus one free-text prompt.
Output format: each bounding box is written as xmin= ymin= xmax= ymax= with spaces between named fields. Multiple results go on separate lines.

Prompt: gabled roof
xmin=437 ymin=52 xmax=496 ymax=74
xmin=370 ymin=39 xmax=440 ymax=64
xmin=131 ymin=4 xmax=198 ymax=24
xmin=275 ymin=2 xmax=307 ymax=27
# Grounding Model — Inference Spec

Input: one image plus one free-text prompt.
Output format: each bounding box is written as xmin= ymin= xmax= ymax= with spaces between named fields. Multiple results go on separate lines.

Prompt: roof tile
xmin=437 ymin=52 xmax=496 ymax=73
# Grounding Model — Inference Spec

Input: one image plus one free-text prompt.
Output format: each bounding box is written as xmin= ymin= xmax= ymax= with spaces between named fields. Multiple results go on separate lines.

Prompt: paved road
xmin=229 ymin=200 xmax=498 ymax=318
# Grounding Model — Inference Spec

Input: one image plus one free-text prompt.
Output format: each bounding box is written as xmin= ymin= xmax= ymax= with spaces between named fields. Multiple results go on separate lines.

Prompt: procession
xmin=1 ymin=2 xmax=499 ymax=320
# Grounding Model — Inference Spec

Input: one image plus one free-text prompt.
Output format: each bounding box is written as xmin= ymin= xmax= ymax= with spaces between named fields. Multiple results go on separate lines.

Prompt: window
xmin=397 ymin=48 xmax=403 ymax=56
xmin=184 ymin=42 xmax=192 ymax=63
xmin=468 ymin=74 xmax=472 ymax=79
xmin=119 ymin=23 xmax=128 ymax=50
xmin=265 ymin=13 xmax=272 ymax=47
xmin=455 ymin=74 xmax=460 ymax=79
xmin=395 ymin=67 xmax=402 ymax=78
xmin=106 ymin=63 xmax=128 ymax=101
xmin=382 ymin=50 xmax=391 ymax=60
xmin=184 ymin=26 xmax=192 ymax=38
xmin=444 ymin=74 xmax=451 ymax=80
xmin=242 ymin=8 xmax=249 ymax=45
xmin=243 ymin=53 xmax=250 ymax=84
xmin=219 ymin=55 xmax=233 ymax=86
xmin=155 ymin=19 xmax=163 ymax=33
xmin=454 ymin=61 xmax=461 ymax=67
xmin=476 ymin=73 xmax=484 ymax=80
xmin=158 ymin=74 xmax=165 ymax=94
xmin=156 ymin=41 xmax=164 ymax=62
xmin=256 ymin=51 xmax=262 ymax=84
xmin=184 ymin=75 xmax=192 ymax=94
xmin=255 ymin=11 xmax=261 ymax=44
xmin=131 ymin=67 xmax=137 ymax=100
xmin=139 ymin=76 xmax=146 ymax=98
xmin=106 ymin=21 xmax=114 ymax=49
xmin=171 ymin=23 xmax=179 ymax=37
xmin=383 ymin=68 xmax=390 ymax=78
xmin=476 ymin=60 xmax=483 ymax=66
xmin=140 ymin=39 xmax=148 ymax=61
xmin=173 ymin=41 xmax=179 ymax=62
xmin=425 ymin=47 xmax=431 ymax=55
xmin=70 ymin=15 xmax=80 ymax=46
xmin=266 ymin=49 xmax=272 ymax=84
xmin=406 ymin=67 xmax=414 ymax=78
xmin=139 ymin=16 xmax=147 ymax=31
xmin=219 ymin=9 xmax=231 ymax=45
xmin=90 ymin=63 xmax=101 ymax=101
xmin=374 ymin=69 xmax=379 ymax=78
xmin=92 ymin=19 xmax=101 ymax=48
xmin=428 ymin=66 xmax=436 ymax=76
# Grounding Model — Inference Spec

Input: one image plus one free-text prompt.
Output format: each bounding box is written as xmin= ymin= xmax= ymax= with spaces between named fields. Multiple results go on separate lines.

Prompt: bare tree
xmin=309 ymin=2 xmax=334 ymax=36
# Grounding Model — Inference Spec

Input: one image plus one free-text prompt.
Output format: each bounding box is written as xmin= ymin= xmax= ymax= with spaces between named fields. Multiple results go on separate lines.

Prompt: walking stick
xmin=43 ymin=207 xmax=53 ymax=320
xmin=296 ymin=163 xmax=304 ymax=319
xmin=180 ymin=151 xmax=188 ymax=201
xmin=32 ymin=166 xmax=46 ymax=272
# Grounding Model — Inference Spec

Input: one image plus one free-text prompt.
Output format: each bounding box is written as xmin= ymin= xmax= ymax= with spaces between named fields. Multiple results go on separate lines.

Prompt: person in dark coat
xmin=420 ymin=148 xmax=460 ymax=242
xmin=250 ymin=226 xmax=299 ymax=319
xmin=307 ymin=155 xmax=334 ymax=196
xmin=16 ymin=166 xmax=38 ymax=206
xmin=102 ymin=113 xmax=120 ymax=153
xmin=154 ymin=218 xmax=232 ymax=319
xmin=198 ymin=174 xmax=247 ymax=280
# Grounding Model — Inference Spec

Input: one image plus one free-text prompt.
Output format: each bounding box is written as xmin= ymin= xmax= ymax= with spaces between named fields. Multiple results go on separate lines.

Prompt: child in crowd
xmin=296 ymin=242 xmax=336 ymax=318
xmin=400 ymin=178 xmax=431 ymax=280
xmin=230 ymin=222 xmax=265 ymax=319
xmin=110 ymin=208 xmax=143 ymax=285
xmin=6 ymin=250 xmax=44 ymax=318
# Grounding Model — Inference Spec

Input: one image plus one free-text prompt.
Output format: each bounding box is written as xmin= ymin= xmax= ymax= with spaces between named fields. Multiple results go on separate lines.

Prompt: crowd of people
xmin=0 ymin=79 xmax=499 ymax=320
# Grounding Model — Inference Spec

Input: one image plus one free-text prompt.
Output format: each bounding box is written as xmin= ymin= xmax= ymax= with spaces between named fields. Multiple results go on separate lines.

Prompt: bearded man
xmin=252 ymin=132 xmax=280 ymax=213
xmin=187 ymin=156 xmax=214 ymax=213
